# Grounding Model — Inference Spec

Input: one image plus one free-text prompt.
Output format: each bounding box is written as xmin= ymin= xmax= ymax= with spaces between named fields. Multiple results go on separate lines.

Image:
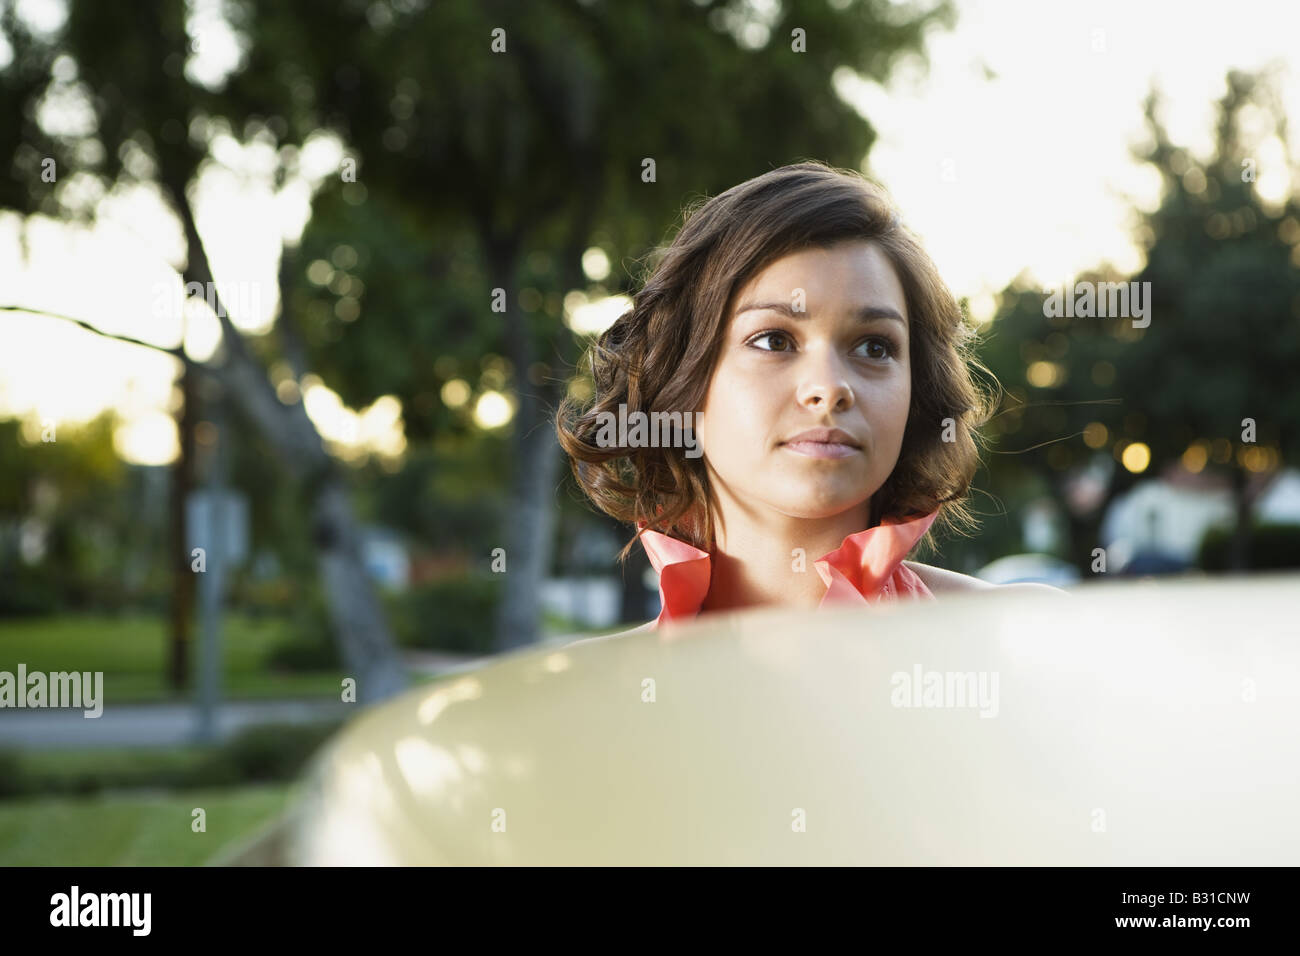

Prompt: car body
xmin=266 ymin=573 xmax=1300 ymax=865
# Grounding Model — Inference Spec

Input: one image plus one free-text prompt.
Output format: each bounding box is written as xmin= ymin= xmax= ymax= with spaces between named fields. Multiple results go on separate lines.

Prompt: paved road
xmin=0 ymin=651 xmax=490 ymax=749
xmin=0 ymin=697 xmax=355 ymax=749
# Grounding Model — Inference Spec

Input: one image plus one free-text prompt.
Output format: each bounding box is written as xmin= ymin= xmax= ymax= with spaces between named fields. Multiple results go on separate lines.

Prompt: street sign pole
xmin=194 ymin=390 xmax=227 ymax=744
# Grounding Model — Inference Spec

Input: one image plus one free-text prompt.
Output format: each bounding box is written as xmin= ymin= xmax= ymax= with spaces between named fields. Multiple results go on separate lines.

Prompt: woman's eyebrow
xmin=734 ymin=300 xmax=906 ymax=325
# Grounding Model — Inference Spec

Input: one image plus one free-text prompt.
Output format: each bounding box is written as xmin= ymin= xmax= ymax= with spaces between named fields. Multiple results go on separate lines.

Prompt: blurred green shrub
xmin=385 ymin=575 xmax=501 ymax=655
xmin=265 ymin=637 xmax=339 ymax=671
xmin=0 ymin=721 xmax=342 ymax=800
xmin=0 ymin=563 xmax=62 ymax=616
xmin=266 ymin=588 xmax=340 ymax=671
xmin=1198 ymin=522 xmax=1300 ymax=571
xmin=215 ymin=722 xmax=340 ymax=782
xmin=0 ymin=751 xmax=22 ymax=798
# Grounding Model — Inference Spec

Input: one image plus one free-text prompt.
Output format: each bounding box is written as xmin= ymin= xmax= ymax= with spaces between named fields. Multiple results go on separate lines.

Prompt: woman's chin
xmin=766 ymin=487 xmax=875 ymax=521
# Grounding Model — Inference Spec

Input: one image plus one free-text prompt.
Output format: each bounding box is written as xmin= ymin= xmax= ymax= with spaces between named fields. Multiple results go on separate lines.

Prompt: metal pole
xmin=195 ymin=387 xmax=228 ymax=743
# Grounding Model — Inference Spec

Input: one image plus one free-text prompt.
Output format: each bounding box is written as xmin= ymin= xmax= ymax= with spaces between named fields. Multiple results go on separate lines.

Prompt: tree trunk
xmin=486 ymin=217 xmax=593 ymax=650
xmin=1059 ymin=460 xmax=1133 ymax=576
xmin=162 ymin=172 xmax=408 ymax=704
xmin=1227 ymin=465 xmax=1254 ymax=572
xmin=312 ymin=476 xmax=409 ymax=700
xmin=494 ymin=407 xmax=565 ymax=651
xmin=482 ymin=133 xmax=599 ymax=650
xmin=1064 ymin=505 xmax=1106 ymax=575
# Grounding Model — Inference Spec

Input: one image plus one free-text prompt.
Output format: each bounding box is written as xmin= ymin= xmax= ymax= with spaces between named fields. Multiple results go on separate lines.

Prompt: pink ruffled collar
xmin=636 ymin=510 xmax=940 ymax=628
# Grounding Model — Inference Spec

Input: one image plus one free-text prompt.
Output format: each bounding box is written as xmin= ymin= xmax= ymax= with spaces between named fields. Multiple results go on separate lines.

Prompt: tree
xmin=974 ymin=276 xmax=1136 ymax=572
xmin=1124 ymin=70 xmax=1300 ymax=568
xmin=0 ymin=2 xmax=407 ymax=701
xmin=977 ymin=68 xmax=1300 ymax=573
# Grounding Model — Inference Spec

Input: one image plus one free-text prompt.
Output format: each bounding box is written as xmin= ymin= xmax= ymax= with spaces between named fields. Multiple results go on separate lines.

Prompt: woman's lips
xmin=781 ymin=441 xmax=859 ymax=459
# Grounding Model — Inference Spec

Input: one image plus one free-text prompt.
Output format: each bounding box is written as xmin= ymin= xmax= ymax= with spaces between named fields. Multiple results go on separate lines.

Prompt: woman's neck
xmin=698 ymin=501 xmax=874 ymax=614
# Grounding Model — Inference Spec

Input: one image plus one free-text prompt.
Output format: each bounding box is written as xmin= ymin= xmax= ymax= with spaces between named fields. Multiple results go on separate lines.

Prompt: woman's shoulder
xmin=902 ymin=560 xmax=1069 ymax=595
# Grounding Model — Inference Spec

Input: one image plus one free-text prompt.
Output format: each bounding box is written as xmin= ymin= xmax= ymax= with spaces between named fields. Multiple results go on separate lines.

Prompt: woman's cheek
xmin=885 ymin=381 xmax=912 ymax=457
xmin=861 ymin=369 xmax=907 ymax=411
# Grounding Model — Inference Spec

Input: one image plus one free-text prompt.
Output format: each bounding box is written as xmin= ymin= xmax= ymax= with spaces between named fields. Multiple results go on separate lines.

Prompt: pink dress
xmin=637 ymin=510 xmax=940 ymax=629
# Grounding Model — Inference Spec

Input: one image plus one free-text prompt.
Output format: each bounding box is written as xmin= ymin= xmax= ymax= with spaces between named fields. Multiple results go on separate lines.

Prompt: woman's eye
xmin=854 ymin=337 xmax=896 ymax=360
xmin=748 ymin=331 xmax=793 ymax=352
xmin=746 ymin=331 xmax=897 ymax=359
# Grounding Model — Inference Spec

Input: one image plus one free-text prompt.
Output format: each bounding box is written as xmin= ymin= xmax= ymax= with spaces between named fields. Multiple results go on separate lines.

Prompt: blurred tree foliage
xmin=1125 ymin=70 xmax=1300 ymax=568
xmin=37 ymin=3 xmax=1293 ymax=638
xmin=0 ymin=3 xmax=411 ymax=697
xmin=962 ymin=68 xmax=1300 ymax=574
xmin=1 ymin=0 xmax=960 ymax=645
xmin=215 ymin=0 xmax=958 ymax=643
xmin=1199 ymin=521 xmax=1300 ymax=571
xmin=0 ymin=415 xmax=145 ymax=614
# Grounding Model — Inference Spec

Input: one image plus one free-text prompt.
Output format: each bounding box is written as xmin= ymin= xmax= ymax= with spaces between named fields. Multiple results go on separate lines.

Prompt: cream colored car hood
xmin=285 ymin=575 xmax=1300 ymax=865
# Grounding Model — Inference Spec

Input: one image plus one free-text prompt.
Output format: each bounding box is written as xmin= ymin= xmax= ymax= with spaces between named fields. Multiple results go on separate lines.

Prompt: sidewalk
xmin=0 ymin=697 xmax=352 ymax=749
xmin=0 ymin=651 xmax=487 ymax=749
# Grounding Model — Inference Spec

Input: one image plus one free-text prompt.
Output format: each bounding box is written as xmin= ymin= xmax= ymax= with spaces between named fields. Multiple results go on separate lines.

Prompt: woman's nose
xmin=795 ymin=350 xmax=855 ymax=411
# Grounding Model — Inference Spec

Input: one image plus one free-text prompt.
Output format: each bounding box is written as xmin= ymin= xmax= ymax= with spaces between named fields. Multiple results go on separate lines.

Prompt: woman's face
xmin=697 ymin=239 xmax=911 ymax=524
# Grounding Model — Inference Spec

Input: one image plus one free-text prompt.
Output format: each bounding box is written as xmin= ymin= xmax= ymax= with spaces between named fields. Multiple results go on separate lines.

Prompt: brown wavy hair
xmin=555 ymin=160 xmax=996 ymax=562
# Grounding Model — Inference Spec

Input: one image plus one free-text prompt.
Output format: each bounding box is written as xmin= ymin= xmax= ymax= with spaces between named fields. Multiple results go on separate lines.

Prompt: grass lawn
xmin=0 ymin=783 xmax=295 ymax=865
xmin=0 ymin=613 xmax=344 ymax=703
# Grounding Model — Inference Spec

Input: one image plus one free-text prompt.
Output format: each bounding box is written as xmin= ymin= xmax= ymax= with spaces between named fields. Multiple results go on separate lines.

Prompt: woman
xmin=556 ymin=161 xmax=1060 ymax=634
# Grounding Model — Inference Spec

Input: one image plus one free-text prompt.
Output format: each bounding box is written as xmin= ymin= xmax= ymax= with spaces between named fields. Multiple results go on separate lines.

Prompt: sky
xmin=1 ymin=0 xmax=1298 ymax=466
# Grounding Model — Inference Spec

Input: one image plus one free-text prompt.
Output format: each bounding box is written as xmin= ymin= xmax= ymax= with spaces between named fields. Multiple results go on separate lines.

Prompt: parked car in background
xmin=976 ymin=553 xmax=1082 ymax=587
